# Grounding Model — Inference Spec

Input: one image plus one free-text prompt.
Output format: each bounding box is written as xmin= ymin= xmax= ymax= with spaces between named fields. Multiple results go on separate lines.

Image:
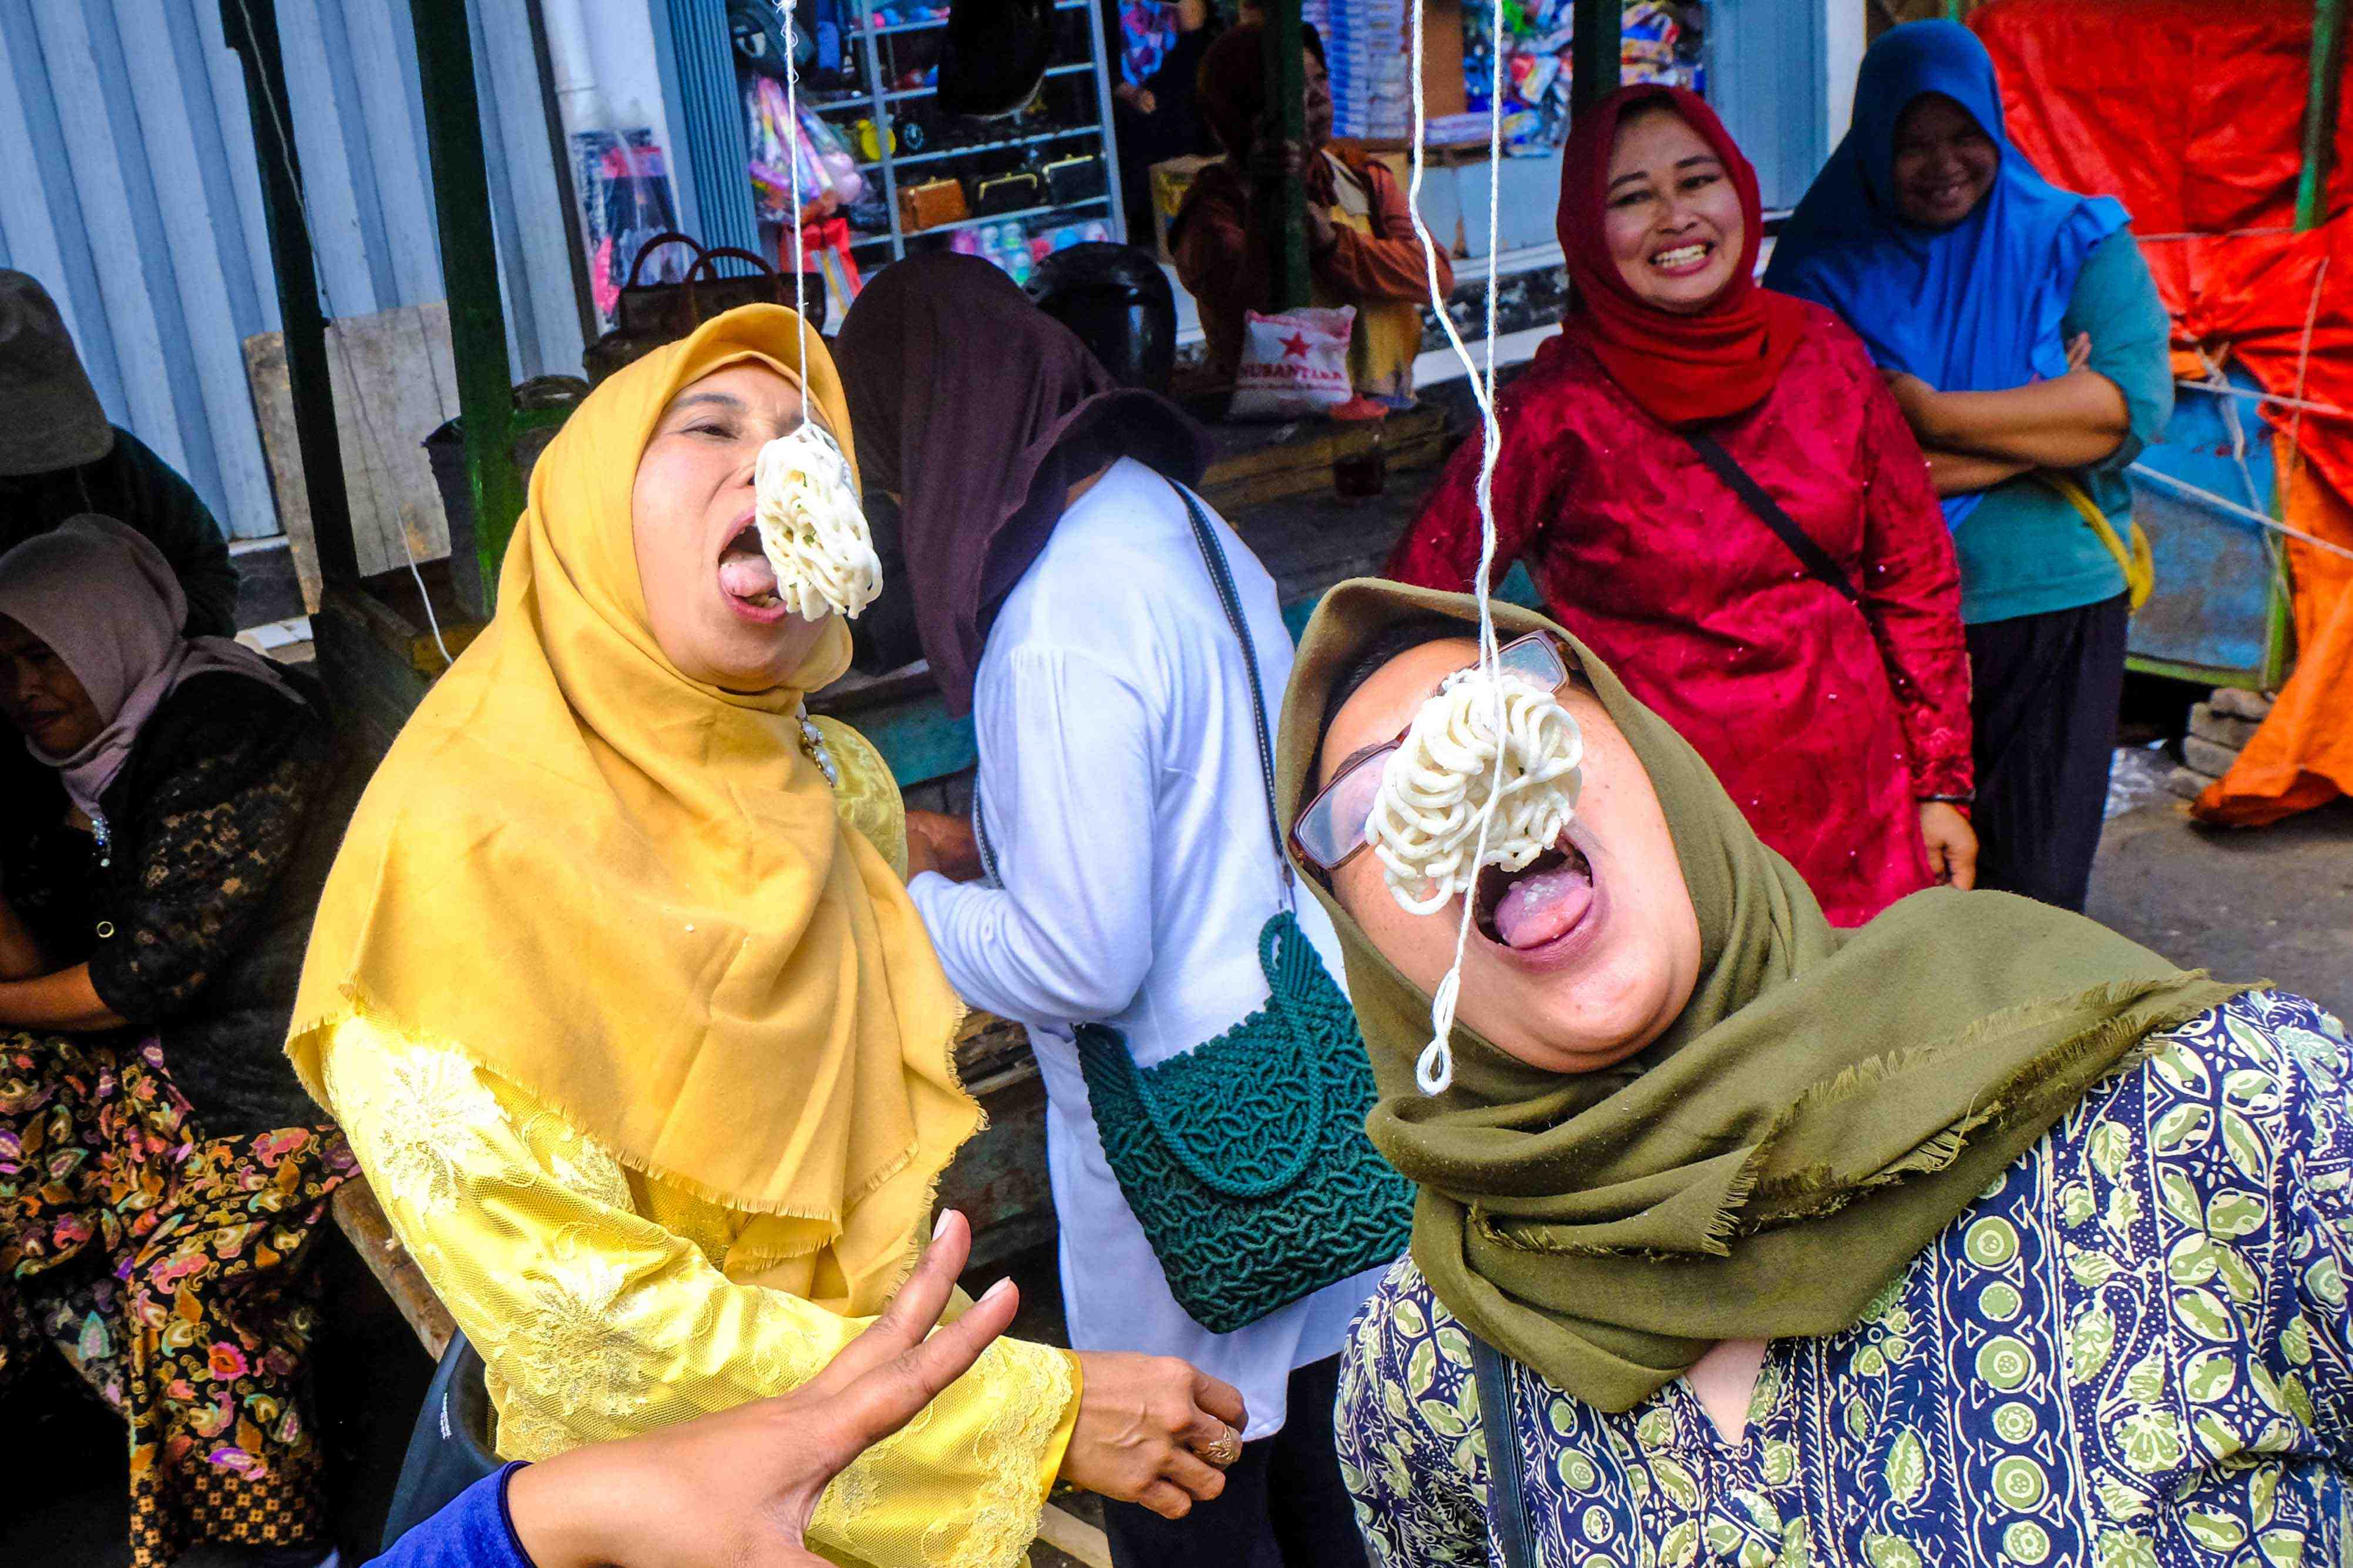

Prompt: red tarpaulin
xmin=1975 ymin=0 xmax=2353 ymax=824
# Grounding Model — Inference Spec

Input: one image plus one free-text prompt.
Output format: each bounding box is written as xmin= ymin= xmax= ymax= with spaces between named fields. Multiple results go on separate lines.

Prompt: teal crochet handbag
xmin=981 ymin=482 xmax=1411 ymax=1334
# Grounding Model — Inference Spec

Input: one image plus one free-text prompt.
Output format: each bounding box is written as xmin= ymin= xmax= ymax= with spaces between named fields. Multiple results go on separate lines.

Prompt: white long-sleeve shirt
xmin=910 ymin=457 xmax=1387 ymax=1438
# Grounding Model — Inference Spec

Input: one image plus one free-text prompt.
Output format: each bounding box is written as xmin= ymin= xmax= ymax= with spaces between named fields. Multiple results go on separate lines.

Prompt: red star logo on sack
xmin=1280 ymin=331 xmax=1311 ymax=359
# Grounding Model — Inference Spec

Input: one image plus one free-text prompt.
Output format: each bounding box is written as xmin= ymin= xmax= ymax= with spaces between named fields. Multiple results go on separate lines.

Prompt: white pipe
xmin=2130 ymin=462 xmax=2353 ymax=561
xmin=2176 ymin=380 xmax=2353 ymax=421
xmin=539 ymin=0 xmax=616 ymax=140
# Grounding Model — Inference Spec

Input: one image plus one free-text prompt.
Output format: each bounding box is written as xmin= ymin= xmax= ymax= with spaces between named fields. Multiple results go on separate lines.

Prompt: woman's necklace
xmin=796 ymin=702 xmax=839 ymax=788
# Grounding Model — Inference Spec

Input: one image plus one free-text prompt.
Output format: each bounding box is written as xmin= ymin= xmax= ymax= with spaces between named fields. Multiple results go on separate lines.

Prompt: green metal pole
xmin=1944 ymin=0 xmax=1965 ymax=21
xmin=2265 ymin=0 xmax=2347 ymax=687
xmin=1265 ymin=0 xmax=1310 ymax=309
xmin=1571 ymin=0 xmax=1620 ymax=123
xmin=411 ymin=1 xmax=525 ymax=611
xmin=2297 ymin=0 xmax=2346 ymax=231
xmin=221 ymin=0 xmax=357 ymax=583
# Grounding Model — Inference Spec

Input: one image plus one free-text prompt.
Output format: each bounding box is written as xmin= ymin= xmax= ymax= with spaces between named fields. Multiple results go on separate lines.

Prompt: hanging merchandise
xmin=574 ymin=132 xmax=684 ymax=329
xmin=1464 ymin=0 xmax=1705 ymax=155
xmin=745 ymin=78 xmax=866 ymax=226
xmin=796 ymin=213 xmax=865 ymax=304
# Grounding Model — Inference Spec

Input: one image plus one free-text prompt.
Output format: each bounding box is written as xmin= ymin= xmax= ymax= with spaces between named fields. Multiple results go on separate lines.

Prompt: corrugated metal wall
xmin=0 ymin=0 xmax=586 ymax=543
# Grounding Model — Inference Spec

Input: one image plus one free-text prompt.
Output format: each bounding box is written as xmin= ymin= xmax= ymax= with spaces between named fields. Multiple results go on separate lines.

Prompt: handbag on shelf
xmin=975 ymin=481 xmax=1411 ymax=1334
xmin=584 ymin=233 xmax=805 ymax=383
xmin=967 ymin=167 xmax=1044 ymax=216
xmin=898 ymin=177 xmax=971 ymax=232
xmin=1041 ymin=152 xmax=1107 ymax=204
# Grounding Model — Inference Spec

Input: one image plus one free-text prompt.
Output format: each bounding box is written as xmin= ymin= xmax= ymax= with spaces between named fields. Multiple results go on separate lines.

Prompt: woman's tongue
xmin=1493 ymin=861 xmax=1595 ymax=950
xmin=718 ymin=549 xmax=778 ymax=603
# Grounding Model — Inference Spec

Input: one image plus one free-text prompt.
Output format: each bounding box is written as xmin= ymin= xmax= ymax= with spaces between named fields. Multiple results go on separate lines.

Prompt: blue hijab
xmin=1764 ymin=21 xmax=2127 ymax=524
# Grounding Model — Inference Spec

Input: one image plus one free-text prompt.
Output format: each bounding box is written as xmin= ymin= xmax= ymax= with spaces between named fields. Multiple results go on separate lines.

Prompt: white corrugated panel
xmin=0 ymin=0 xmax=586 ymax=542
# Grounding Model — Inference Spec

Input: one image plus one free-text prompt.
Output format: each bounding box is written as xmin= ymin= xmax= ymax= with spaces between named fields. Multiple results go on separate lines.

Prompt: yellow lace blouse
xmin=314 ymin=721 xmax=1082 ymax=1568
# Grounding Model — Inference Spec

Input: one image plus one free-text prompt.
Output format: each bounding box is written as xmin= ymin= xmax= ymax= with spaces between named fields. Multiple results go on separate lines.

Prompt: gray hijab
xmin=0 ymin=515 xmax=290 ymax=816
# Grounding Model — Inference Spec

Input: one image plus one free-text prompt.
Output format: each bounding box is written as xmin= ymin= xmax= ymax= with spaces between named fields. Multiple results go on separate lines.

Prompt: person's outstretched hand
xmin=506 ymin=1209 xmax=1020 ymax=1567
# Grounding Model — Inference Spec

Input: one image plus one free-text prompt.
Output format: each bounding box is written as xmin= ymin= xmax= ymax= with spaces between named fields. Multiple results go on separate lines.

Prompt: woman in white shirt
xmin=836 ymin=254 xmax=1389 ymax=1568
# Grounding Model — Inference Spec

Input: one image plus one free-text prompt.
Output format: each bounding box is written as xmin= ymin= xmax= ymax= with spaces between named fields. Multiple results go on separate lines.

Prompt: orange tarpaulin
xmin=1976 ymin=0 xmax=2353 ymax=823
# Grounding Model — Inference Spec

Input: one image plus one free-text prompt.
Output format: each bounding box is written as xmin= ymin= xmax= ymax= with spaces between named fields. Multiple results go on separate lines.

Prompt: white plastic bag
xmin=1228 ymin=305 xmax=1356 ymax=419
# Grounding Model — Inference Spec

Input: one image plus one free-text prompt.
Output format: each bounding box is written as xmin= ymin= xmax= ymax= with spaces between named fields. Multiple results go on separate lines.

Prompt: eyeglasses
xmin=1289 ymin=632 xmax=1574 ymax=876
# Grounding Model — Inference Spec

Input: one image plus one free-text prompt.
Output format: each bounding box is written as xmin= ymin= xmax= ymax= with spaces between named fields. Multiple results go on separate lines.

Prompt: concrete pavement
xmin=2090 ymin=747 xmax=2353 ymax=1020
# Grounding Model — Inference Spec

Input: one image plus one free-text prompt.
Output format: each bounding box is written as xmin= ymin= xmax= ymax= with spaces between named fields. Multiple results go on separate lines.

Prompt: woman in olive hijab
xmin=1280 ymin=580 xmax=2348 ymax=1566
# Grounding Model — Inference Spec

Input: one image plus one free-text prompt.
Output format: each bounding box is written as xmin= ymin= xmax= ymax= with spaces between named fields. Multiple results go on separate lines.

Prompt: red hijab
xmin=1558 ymin=84 xmax=1807 ymax=428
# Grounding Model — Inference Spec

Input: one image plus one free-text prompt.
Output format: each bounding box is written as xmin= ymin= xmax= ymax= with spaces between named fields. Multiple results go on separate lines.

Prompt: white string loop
xmin=1403 ymin=0 xmax=1512 ymax=1093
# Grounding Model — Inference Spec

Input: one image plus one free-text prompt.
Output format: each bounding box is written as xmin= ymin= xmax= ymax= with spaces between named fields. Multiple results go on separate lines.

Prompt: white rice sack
xmin=754 ymin=421 xmax=882 ymax=620
xmin=1228 ymin=306 xmax=1357 ymax=419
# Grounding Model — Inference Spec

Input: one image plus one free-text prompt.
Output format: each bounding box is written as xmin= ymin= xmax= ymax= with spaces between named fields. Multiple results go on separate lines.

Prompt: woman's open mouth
xmin=1473 ymin=828 xmax=1602 ymax=960
xmin=1648 ymin=240 xmax=1714 ymax=277
xmin=717 ymin=519 xmax=789 ymax=623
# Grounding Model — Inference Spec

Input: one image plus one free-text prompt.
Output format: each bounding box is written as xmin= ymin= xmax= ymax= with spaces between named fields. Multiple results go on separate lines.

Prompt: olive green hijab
xmin=1277 ymin=581 xmax=2247 ymax=1414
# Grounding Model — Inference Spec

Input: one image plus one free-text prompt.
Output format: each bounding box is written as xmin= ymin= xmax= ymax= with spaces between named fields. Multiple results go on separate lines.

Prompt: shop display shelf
xmin=848 ymin=193 xmax=1110 ymax=247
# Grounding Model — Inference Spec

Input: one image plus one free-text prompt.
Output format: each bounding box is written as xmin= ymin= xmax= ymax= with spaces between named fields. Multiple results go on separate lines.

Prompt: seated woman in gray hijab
xmin=0 ymin=272 xmax=236 ymax=637
xmin=0 ymin=516 xmax=349 ymax=1568
xmin=1278 ymin=578 xmax=2346 ymax=1568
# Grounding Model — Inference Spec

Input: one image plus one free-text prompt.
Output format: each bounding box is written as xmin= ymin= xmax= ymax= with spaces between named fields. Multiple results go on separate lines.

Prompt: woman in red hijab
xmin=1387 ymin=85 xmax=1977 ymax=925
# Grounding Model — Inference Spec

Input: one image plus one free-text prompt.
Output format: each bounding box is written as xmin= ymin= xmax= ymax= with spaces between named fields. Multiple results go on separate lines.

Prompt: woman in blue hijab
xmin=1768 ymin=19 xmax=2172 ymax=915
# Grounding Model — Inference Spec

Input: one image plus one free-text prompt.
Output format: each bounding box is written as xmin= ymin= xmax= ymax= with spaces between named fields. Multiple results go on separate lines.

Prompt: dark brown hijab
xmin=833 ymin=254 xmax=1211 ymax=714
xmin=1195 ymin=21 xmax=1325 ymax=164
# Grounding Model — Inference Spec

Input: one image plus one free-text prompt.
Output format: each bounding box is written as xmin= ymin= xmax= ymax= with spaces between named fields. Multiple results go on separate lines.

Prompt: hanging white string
xmin=779 ymin=0 xmax=812 ymax=382
xmin=1403 ymin=0 xmax=1512 ymax=1095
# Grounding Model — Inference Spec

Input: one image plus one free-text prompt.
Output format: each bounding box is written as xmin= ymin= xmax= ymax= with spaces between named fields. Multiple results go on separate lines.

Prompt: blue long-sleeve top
xmin=369 ymin=1465 xmax=533 ymax=1568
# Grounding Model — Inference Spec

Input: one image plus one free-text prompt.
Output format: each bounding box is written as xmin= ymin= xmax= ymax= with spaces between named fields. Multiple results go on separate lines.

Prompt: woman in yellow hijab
xmin=289 ymin=307 xmax=1243 ymax=1568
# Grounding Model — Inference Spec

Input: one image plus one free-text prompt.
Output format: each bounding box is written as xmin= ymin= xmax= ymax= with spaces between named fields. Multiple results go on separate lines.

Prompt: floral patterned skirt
xmin=0 ymin=1030 xmax=355 ymax=1567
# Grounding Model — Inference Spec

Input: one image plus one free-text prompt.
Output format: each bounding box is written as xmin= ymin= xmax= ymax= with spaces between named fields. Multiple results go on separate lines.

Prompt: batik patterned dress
xmin=1337 ymin=990 xmax=2353 ymax=1568
xmin=0 ymin=1034 xmax=352 ymax=1566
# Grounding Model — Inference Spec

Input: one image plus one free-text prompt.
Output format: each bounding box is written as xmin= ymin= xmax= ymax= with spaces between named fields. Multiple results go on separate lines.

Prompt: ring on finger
xmin=1196 ymin=1426 xmax=1242 ymax=1468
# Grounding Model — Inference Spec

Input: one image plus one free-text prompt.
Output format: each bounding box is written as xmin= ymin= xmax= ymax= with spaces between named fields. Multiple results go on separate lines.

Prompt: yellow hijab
xmin=290 ymin=305 xmax=976 ymax=1313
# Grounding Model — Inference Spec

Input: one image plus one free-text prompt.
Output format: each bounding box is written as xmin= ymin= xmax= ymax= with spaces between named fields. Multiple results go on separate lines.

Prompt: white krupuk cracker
xmin=1369 ymin=668 xmax=1584 ymax=915
xmin=753 ymin=422 xmax=882 ymax=620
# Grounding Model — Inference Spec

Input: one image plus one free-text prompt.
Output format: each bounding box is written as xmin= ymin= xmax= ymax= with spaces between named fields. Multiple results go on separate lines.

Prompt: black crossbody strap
xmin=1682 ymin=429 xmax=1861 ymax=604
xmin=1471 ymin=1335 xmax=1540 ymax=1568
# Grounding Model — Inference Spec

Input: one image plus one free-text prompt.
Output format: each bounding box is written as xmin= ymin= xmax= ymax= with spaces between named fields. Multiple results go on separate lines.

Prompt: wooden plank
xmin=246 ymin=301 xmax=462 ymax=586
xmin=1036 ymin=1503 xmax=1115 ymax=1568
xmin=241 ymin=333 xmax=326 ymax=613
xmin=332 ymin=1179 xmax=457 ymax=1362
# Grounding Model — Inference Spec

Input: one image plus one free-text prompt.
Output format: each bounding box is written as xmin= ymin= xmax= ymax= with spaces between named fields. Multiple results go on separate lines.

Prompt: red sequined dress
xmin=1387 ymin=309 xmax=1974 ymax=926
